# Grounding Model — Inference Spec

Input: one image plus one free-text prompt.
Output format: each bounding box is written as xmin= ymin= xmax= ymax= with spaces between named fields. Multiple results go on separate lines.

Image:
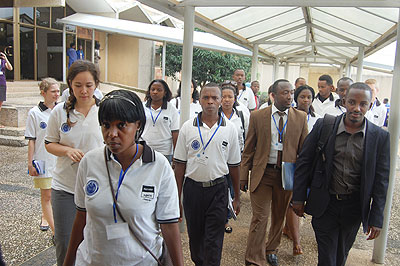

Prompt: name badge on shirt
xmin=0 ymin=71 xmax=3 ymax=75
xmin=141 ymin=185 xmax=155 ymax=201
xmin=195 ymin=153 xmax=209 ymax=165
xmin=272 ymin=142 xmax=283 ymax=151
xmin=106 ymin=223 xmax=129 ymax=240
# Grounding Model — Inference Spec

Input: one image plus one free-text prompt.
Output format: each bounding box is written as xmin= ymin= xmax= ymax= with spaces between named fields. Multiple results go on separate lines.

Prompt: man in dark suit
xmin=292 ymin=82 xmax=390 ymax=266
xmin=241 ymin=79 xmax=308 ymax=266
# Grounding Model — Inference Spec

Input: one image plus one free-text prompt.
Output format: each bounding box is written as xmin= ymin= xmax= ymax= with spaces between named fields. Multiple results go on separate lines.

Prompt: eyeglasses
xmin=221 ymin=80 xmax=237 ymax=88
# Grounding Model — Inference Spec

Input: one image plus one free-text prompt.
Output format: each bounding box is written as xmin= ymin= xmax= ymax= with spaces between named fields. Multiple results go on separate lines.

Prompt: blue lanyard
xmin=221 ymin=110 xmax=234 ymax=120
xmin=113 ymin=144 xmax=139 ymax=223
xmin=307 ymin=113 xmax=310 ymax=122
xmin=238 ymin=89 xmax=244 ymax=100
xmin=370 ymin=100 xmax=376 ymax=110
xmin=272 ymin=112 xmax=288 ymax=143
xmin=196 ymin=115 xmax=222 ymax=155
xmin=149 ymin=106 xmax=162 ymax=126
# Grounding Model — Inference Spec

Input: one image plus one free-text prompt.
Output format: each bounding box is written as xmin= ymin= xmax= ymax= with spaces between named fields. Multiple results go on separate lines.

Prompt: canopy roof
xmin=57 ymin=13 xmax=252 ymax=56
xmin=138 ymin=0 xmax=399 ymax=66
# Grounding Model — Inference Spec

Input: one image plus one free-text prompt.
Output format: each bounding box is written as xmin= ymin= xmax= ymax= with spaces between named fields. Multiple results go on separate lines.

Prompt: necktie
xmin=276 ymin=112 xmax=284 ymax=167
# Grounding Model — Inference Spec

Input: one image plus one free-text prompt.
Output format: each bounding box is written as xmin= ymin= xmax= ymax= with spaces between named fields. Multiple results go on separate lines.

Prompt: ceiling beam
xmin=258 ymin=41 xmax=360 ymax=47
xmin=318 ymin=46 xmax=352 ymax=59
xmin=179 ymin=0 xmax=400 ymax=7
xmin=312 ymin=23 xmax=365 ymax=46
xmin=302 ymin=7 xmax=317 ymax=55
xmin=284 ymin=54 xmax=347 ymax=59
xmin=252 ymin=23 xmax=306 ymax=43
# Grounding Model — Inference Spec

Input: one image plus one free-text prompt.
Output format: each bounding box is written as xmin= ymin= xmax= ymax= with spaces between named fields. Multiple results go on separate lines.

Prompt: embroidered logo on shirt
xmin=222 ymin=141 xmax=228 ymax=152
xmin=86 ymin=180 xmax=99 ymax=196
xmin=61 ymin=123 xmax=71 ymax=133
xmin=40 ymin=121 xmax=47 ymax=129
xmin=191 ymin=140 xmax=201 ymax=150
xmin=141 ymin=185 xmax=155 ymax=201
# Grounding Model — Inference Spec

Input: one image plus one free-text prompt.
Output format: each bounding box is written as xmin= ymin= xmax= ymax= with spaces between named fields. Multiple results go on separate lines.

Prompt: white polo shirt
xmin=312 ymin=93 xmax=339 ymax=116
xmin=237 ymin=85 xmax=256 ymax=110
xmin=141 ymin=100 xmax=180 ymax=156
xmin=74 ymin=144 xmax=179 ymax=266
xmin=365 ymin=98 xmax=387 ymax=127
xmin=60 ymin=88 xmax=103 ymax=102
xmin=307 ymin=112 xmax=322 ymax=133
xmin=45 ymin=101 xmax=103 ymax=193
xmin=174 ymin=112 xmax=241 ymax=182
xmin=221 ymin=107 xmax=249 ymax=152
xmin=170 ymin=97 xmax=202 ymax=119
xmin=268 ymin=105 xmax=289 ymax=164
xmin=25 ymin=102 xmax=57 ymax=178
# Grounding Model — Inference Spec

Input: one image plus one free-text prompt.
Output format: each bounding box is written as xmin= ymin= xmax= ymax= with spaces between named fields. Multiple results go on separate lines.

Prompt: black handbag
xmin=104 ymin=147 xmax=173 ymax=266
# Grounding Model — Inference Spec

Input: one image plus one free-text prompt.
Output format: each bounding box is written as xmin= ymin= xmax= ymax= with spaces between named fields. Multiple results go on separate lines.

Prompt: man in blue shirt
xmin=67 ymin=43 xmax=77 ymax=69
xmin=76 ymin=44 xmax=84 ymax=60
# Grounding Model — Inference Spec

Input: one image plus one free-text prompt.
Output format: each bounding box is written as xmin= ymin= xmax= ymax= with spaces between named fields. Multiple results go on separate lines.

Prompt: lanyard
xmin=370 ymin=100 xmax=376 ymax=110
xmin=149 ymin=106 xmax=162 ymax=126
xmin=238 ymin=89 xmax=244 ymax=100
xmin=221 ymin=110 xmax=234 ymax=120
xmin=113 ymin=143 xmax=139 ymax=223
xmin=307 ymin=113 xmax=310 ymax=122
xmin=196 ymin=115 xmax=222 ymax=155
xmin=272 ymin=112 xmax=288 ymax=143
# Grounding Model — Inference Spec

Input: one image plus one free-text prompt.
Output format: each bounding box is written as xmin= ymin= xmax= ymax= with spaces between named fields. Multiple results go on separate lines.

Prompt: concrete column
xmin=339 ymin=65 xmax=344 ymax=78
xmin=372 ymin=8 xmax=400 ymax=264
xmin=273 ymin=57 xmax=279 ymax=81
xmin=62 ymin=24 xmax=66 ymax=83
xmin=284 ymin=62 xmax=289 ymax=80
xmin=356 ymin=46 xmax=364 ymax=82
xmin=162 ymin=41 xmax=166 ymax=80
xmin=92 ymin=30 xmax=95 ymax=63
xmin=13 ymin=7 xmax=20 ymax=81
xmin=345 ymin=59 xmax=351 ymax=77
xmin=105 ymin=33 xmax=108 ymax=82
xmin=180 ymin=5 xmax=195 ymax=127
xmin=251 ymin=44 xmax=259 ymax=82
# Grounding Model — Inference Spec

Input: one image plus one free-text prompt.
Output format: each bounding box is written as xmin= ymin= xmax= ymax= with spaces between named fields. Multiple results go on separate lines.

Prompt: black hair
xmin=95 ymin=42 xmax=100 ymax=50
xmin=271 ymin=79 xmax=290 ymax=94
xmin=294 ymin=85 xmax=315 ymax=104
xmin=337 ymin=77 xmax=353 ymax=87
xmin=70 ymin=42 xmax=75 ymax=48
xmin=200 ymin=82 xmax=221 ymax=96
xmin=233 ymin=68 xmax=245 ymax=75
xmin=176 ymin=78 xmax=199 ymax=103
xmin=294 ymin=77 xmax=306 ymax=85
xmin=220 ymin=83 xmax=238 ymax=108
xmin=98 ymin=90 xmax=146 ymax=141
xmin=346 ymin=82 xmax=372 ymax=99
xmin=145 ymin=79 xmax=172 ymax=102
xmin=319 ymin=74 xmax=333 ymax=86
xmin=267 ymin=84 xmax=273 ymax=105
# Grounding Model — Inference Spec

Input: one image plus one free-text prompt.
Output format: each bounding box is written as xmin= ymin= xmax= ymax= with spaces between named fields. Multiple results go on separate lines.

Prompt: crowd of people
xmin=0 ymin=57 xmax=391 ymax=266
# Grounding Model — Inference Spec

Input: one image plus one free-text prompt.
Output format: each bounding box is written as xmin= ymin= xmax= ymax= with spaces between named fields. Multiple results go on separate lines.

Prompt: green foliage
xmin=162 ymin=43 xmax=252 ymax=87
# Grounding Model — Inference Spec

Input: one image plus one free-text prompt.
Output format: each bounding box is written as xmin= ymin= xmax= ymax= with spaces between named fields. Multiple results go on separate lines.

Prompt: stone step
xmin=0 ymin=134 xmax=27 ymax=147
xmin=7 ymin=92 xmax=41 ymax=98
xmin=0 ymin=126 xmax=25 ymax=137
xmin=0 ymin=105 xmax=32 ymax=127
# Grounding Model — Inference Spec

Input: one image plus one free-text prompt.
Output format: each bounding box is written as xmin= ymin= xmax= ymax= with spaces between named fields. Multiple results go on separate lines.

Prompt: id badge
xmin=272 ymin=142 xmax=283 ymax=151
xmin=106 ymin=223 xmax=129 ymax=240
xmin=195 ymin=153 xmax=209 ymax=165
xmin=0 ymin=71 xmax=3 ymax=75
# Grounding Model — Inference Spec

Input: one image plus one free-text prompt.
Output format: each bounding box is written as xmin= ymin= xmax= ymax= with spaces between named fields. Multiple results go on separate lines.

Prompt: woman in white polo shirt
xmin=45 ymin=60 xmax=103 ymax=266
xmin=63 ymin=90 xmax=183 ymax=266
xmin=142 ymin=79 xmax=180 ymax=163
xmin=170 ymin=78 xmax=202 ymax=118
xmin=25 ymin=78 xmax=60 ymax=239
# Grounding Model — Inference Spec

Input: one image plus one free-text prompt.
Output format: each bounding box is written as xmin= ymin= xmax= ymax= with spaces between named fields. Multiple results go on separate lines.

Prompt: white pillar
xmin=62 ymin=24 xmax=66 ymax=83
xmin=372 ymin=8 xmax=400 ymax=264
xmin=273 ymin=57 xmax=279 ymax=81
xmin=339 ymin=65 xmax=344 ymax=78
xmin=105 ymin=33 xmax=108 ymax=82
xmin=284 ymin=62 xmax=289 ymax=80
xmin=345 ymin=59 xmax=351 ymax=77
xmin=92 ymin=30 xmax=95 ymax=63
xmin=251 ymin=44 xmax=259 ymax=82
xmin=162 ymin=41 xmax=167 ymax=80
xmin=180 ymin=5 xmax=195 ymax=126
xmin=356 ymin=46 xmax=364 ymax=82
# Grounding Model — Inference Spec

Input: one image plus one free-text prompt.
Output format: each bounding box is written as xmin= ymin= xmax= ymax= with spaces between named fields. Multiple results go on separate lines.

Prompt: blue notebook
xmin=282 ymin=162 xmax=295 ymax=190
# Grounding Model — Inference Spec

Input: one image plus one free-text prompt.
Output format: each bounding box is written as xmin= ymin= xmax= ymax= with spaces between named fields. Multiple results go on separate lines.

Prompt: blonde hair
xmin=365 ymin=79 xmax=377 ymax=85
xmin=39 ymin=77 xmax=59 ymax=92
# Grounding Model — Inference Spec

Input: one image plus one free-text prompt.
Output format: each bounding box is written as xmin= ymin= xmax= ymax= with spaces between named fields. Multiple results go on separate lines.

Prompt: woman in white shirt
xmin=142 ymin=79 xmax=180 ymax=163
xmin=63 ymin=90 xmax=183 ymax=266
xmin=25 ymin=78 xmax=59 ymax=239
xmin=45 ymin=60 xmax=103 ymax=266
xmin=170 ymin=78 xmax=202 ymax=118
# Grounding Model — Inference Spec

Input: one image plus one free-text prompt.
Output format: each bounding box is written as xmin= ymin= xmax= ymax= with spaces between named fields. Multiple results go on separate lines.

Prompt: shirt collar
xmin=336 ymin=115 xmax=366 ymax=136
xmin=272 ymin=103 xmax=289 ymax=116
xmin=316 ymin=93 xmax=334 ymax=102
xmin=145 ymin=99 xmax=168 ymax=110
xmin=106 ymin=141 xmax=155 ymax=164
xmin=38 ymin=101 xmax=57 ymax=112
xmin=192 ymin=111 xmax=226 ymax=127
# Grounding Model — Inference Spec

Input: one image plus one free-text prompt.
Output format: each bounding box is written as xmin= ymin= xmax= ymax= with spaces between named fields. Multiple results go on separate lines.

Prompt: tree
xmin=162 ymin=43 xmax=252 ymax=88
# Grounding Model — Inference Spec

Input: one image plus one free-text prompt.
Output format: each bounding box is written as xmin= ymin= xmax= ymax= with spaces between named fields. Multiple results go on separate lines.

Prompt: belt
xmin=266 ymin=164 xmax=280 ymax=169
xmin=331 ymin=193 xmax=359 ymax=201
xmin=188 ymin=177 xmax=225 ymax=188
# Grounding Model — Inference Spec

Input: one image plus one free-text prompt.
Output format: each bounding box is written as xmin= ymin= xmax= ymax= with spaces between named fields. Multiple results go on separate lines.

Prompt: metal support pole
xmin=345 ymin=59 xmax=351 ymax=77
xmin=356 ymin=46 xmax=364 ymax=82
xmin=284 ymin=62 xmax=289 ymax=80
xmin=92 ymin=29 xmax=95 ymax=63
xmin=372 ymin=8 xmax=400 ymax=264
xmin=339 ymin=65 xmax=344 ymax=78
xmin=273 ymin=57 xmax=279 ymax=81
xmin=251 ymin=44 xmax=259 ymax=81
xmin=180 ymin=5 xmax=195 ymax=127
xmin=162 ymin=41 xmax=167 ymax=80
xmin=105 ymin=33 xmax=108 ymax=82
xmin=62 ymin=24 xmax=66 ymax=83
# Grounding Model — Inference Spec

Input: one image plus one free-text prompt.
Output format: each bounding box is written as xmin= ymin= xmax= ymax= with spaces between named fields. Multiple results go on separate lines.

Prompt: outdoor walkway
xmin=0 ymin=144 xmax=399 ymax=265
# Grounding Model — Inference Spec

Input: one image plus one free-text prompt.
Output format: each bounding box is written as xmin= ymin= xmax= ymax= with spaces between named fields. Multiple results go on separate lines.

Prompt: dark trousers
xmin=312 ymin=194 xmax=362 ymax=266
xmin=183 ymin=177 xmax=228 ymax=266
